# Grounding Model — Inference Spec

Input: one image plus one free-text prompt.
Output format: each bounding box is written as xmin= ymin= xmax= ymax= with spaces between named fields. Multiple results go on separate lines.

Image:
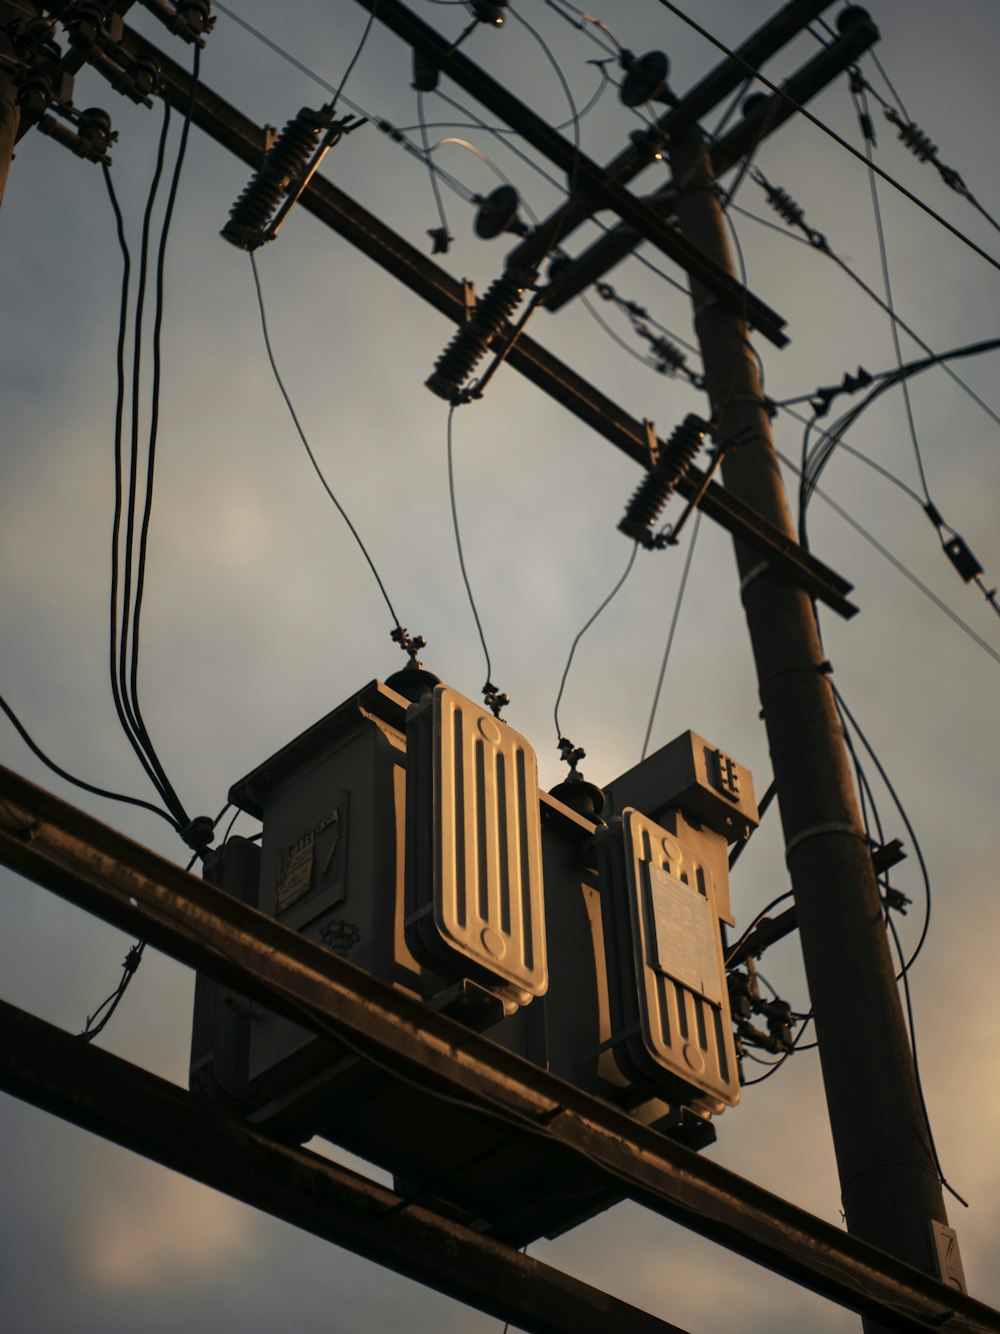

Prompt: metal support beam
xmin=351 ymin=0 xmax=788 ymax=347
xmin=91 ymin=22 xmax=854 ymax=617
xmin=0 ymin=1000 xmax=689 ymax=1334
xmin=0 ymin=766 xmax=996 ymax=1334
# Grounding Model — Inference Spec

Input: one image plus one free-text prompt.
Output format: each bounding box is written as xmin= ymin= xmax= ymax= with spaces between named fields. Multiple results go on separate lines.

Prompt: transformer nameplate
xmin=648 ymin=864 xmax=722 ymax=1006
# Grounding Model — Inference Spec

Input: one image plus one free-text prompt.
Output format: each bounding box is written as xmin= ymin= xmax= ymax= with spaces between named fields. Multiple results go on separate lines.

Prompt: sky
xmin=1 ymin=1 xmax=999 ymax=1331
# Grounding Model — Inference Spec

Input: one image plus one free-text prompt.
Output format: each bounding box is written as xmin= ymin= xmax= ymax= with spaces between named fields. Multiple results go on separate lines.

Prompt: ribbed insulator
xmin=764 ymin=183 xmax=805 ymax=229
xmin=425 ymin=272 xmax=525 ymax=401
xmin=897 ymin=119 xmax=936 ymax=163
xmin=222 ymin=108 xmax=325 ymax=250
xmin=618 ymin=414 xmax=708 ymax=545
xmin=649 ymin=335 xmax=688 ymax=375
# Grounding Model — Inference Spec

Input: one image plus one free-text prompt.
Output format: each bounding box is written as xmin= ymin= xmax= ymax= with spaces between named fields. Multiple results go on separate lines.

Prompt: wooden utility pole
xmin=0 ymin=2 xmax=31 ymax=207
xmin=670 ymin=130 xmax=955 ymax=1306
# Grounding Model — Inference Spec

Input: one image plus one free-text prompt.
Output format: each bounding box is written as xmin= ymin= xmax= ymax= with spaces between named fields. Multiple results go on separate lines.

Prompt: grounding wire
xmin=650 ymin=0 xmax=1000 ymax=273
xmin=640 ymin=509 xmax=702 ymax=761
xmin=553 ymin=539 xmax=639 ymax=749
xmin=446 ymin=404 xmax=494 ymax=691
xmin=774 ymin=443 xmax=1000 ymax=672
xmin=249 ymin=252 xmax=402 ymax=632
xmin=0 ymin=691 xmax=177 ymax=828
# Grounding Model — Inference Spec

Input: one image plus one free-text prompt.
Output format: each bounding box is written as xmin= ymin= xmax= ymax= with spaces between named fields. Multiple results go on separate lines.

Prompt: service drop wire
xmin=128 ymin=44 xmax=202 ymax=825
xmin=553 ymin=539 xmax=639 ymax=747
xmin=446 ymin=404 xmax=494 ymax=691
xmin=641 ymin=509 xmax=702 ymax=761
xmin=249 ymin=252 xmax=402 ymax=633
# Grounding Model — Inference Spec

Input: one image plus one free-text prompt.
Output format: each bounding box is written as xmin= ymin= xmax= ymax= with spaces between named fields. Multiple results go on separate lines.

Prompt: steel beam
xmin=0 ymin=1000 xmax=689 ymax=1334
xmin=95 ymin=22 xmax=854 ymax=617
xmin=351 ymin=0 xmax=788 ymax=347
xmin=0 ymin=766 xmax=995 ymax=1334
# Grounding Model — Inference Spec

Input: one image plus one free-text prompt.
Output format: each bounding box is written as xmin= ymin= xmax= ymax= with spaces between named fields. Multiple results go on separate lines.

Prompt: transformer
xmin=191 ymin=681 xmax=754 ymax=1242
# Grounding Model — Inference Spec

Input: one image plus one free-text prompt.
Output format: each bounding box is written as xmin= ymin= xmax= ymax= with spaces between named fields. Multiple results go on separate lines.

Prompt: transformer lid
xmin=605 ymin=730 xmax=758 ymax=844
xmin=229 ymin=680 xmax=407 ymax=817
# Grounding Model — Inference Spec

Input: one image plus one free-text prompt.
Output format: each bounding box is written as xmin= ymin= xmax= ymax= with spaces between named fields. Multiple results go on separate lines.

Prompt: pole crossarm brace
xmin=350 ymin=0 xmax=789 ymax=347
xmin=0 ymin=1001 xmax=691 ymax=1334
xmin=1 ymin=766 xmax=995 ymax=1334
xmin=543 ymin=11 xmax=880 ymax=312
xmin=95 ymin=22 xmax=854 ymax=616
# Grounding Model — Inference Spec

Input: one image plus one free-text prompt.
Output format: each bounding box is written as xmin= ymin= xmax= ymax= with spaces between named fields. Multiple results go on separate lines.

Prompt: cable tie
xmin=784 ymin=822 xmax=868 ymax=862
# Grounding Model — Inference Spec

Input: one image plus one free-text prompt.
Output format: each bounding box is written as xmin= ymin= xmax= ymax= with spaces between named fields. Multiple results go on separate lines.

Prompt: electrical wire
xmin=640 ymin=509 xmax=702 ymax=760
xmin=580 ymin=294 xmax=664 ymax=373
xmin=773 ymin=445 xmax=1000 ymax=672
xmin=851 ymin=78 xmax=932 ymax=505
xmin=724 ymin=888 xmax=793 ymax=969
xmin=0 ymin=691 xmax=178 ymax=828
xmin=248 ymin=252 xmax=402 ymax=631
xmin=553 ymin=539 xmax=638 ymax=748
xmin=446 ymin=404 xmax=495 ymax=691
xmin=416 ymin=88 xmax=452 ymax=242
xmin=331 ymin=0 xmax=381 ymax=108
xmin=649 ymin=0 xmax=1000 ymax=273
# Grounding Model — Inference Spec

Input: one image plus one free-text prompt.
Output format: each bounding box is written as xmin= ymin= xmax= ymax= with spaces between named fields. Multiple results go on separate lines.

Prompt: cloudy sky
xmin=2 ymin=1 xmax=999 ymax=1331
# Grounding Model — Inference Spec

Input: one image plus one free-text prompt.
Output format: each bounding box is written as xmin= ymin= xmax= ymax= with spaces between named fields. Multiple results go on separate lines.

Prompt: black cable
xmin=0 ymin=691 xmax=178 ymax=828
xmin=249 ymin=252 xmax=402 ymax=631
xmin=109 ymin=100 xmax=185 ymax=818
xmin=640 ymin=509 xmax=702 ymax=760
xmin=724 ymin=888 xmax=794 ymax=969
xmin=852 ymin=80 xmax=932 ymax=506
xmin=79 ymin=941 xmax=146 ymax=1042
xmin=831 ymin=686 xmax=932 ymax=975
xmin=129 ymin=46 xmax=203 ymax=827
xmin=580 ymin=294 xmax=663 ymax=373
xmin=774 ymin=445 xmax=1000 ymax=672
xmin=741 ymin=1014 xmax=814 ymax=1086
xmin=553 ymin=539 xmax=638 ymax=747
xmin=332 ymin=0 xmax=381 ymax=107
xmin=885 ymin=911 xmax=967 ymax=1208
xmin=446 ymin=404 xmax=493 ymax=689
xmin=102 ymin=163 xmax=175 ymax=807
xmin=649 ymin=0 xmax=1000 ymax=273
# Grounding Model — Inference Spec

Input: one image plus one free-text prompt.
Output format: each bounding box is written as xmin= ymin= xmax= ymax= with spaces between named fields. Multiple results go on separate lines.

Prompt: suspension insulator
xmin=618 ymin=415 xmax=708 ymax=545
xmin=648 ymin=335 xmax=688 ymax=376
xmin=425 ymin=271 xmax=527 ymax=401
xmin=763 ymin=182 xmax=805 ymax=229
xmin=221 ymin=107 xmax=327 ymax=250
xmin=896 ymin=118 xmax=937 ymax=163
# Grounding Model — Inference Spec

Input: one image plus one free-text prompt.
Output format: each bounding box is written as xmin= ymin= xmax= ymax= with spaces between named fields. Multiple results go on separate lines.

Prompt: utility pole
xmin=0 ymin=2 xmax=33 ymax=206
xmin=669 ymin=129 xmax=954 ymax=1304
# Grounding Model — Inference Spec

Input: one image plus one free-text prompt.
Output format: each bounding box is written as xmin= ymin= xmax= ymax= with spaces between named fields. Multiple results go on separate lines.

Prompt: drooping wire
xmin=743 ymin=171 xmax=1000 ymax=433
xmin=553 ymin=539 xmax=639 ymax=748
xmin=850 ymin=77 xmax=932 ymax=506
xmin=331 ymin=0 xmax=381 ymax=108
xmin=773 ymin=444 xmax=1000 ymax=672
xmin=0 ymin=691 xmax=178 ymax=828
xmin=249 ymin=252 xmax=402 ymax=631
xmin=640 ymin=509 xmax=702 ymax=760
xmin=446 ymin=404 xmax=496 ymax=695
xmin=649 ymin=0 xmax=1000 ymax=273
xmin=416 ymin=89 xmax=452 ymax=245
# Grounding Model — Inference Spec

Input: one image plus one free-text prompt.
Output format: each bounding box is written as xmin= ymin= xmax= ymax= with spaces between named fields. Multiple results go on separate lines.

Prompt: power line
xmin=249 ymin=252 xmax=403 ymax=631
xmin=640 ymin=510 xmax=702 ymax=760
xmin=553 ymin=538 xmax=638 ymax=752
xmin=650 ymin=0 xmax=1000 ymax=273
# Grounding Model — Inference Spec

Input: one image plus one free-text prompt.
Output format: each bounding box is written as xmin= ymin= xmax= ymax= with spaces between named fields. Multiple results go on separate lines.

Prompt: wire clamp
xmin=482 ymin=681 xmax=509 ymax=718
xmin=391 ymin=626 xmax=427 ymax=666
xmin=179 ymin=814 xmax=216 ymax=852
